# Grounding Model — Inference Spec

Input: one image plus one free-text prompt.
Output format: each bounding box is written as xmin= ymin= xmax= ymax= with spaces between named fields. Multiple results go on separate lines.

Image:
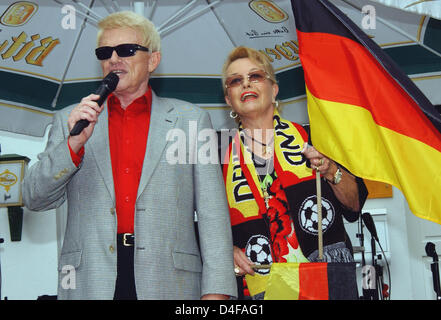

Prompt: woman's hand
xmin=233 ymin=245 xmax=255 ymax=276
xmin=302 ymin=143 xmax=360 ymax=212
xmin=301 ymin=143 xmax=336 ymax=181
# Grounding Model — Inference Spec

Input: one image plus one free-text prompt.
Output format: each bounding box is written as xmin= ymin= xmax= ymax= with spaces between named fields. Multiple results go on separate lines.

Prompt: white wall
xmin=0 ymin=128 xmax=58 ymax=300
xmin=405 ymin=198 xmax=441 ymax=300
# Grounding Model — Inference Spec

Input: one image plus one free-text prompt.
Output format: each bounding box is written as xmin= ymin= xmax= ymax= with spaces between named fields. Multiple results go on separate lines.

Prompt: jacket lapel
xmin=89 ymin=103 xmax=115 ymax=202
xmin=137 ymin=92 xmax=177 ymax=199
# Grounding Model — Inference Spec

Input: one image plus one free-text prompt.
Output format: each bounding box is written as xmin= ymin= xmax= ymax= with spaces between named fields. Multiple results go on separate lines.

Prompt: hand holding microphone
xmin=69 ymin=72 xmax=119 ymax=137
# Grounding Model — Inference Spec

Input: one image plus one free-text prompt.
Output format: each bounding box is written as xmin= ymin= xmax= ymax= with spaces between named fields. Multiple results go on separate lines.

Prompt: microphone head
xmin=103 ymin=72 xmax=119 ymax=91
xmin=362 ymin=212 xmax=378 ymax=240
xmin=425 ymin=242 xmax=438 ymax=260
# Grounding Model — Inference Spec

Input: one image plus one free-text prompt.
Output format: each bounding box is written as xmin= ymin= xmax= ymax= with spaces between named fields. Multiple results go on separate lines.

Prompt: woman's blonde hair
xmin=97 ymin=11 xmax=161 ymax=52
xmin=221 ymin=46 xmax=277 ymax=95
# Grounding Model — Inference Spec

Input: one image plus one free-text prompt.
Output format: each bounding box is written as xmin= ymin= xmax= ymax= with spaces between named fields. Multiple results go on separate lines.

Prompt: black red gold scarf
xmin=223 ymin=110 xmax=316 ymax=262
xmin=223 ymin=111 xmax=314 ymax=221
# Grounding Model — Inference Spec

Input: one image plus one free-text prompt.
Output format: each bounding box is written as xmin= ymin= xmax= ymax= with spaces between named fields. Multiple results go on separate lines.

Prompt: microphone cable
xmin=376 ymin=238 xmax=391 ymax=300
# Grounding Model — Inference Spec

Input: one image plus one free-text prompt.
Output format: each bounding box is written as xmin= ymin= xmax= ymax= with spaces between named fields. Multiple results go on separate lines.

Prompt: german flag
xmin=264 ymin=262 xmax=358 ymax=300
xmin=291 ymin=0 xmax=441 ymax=224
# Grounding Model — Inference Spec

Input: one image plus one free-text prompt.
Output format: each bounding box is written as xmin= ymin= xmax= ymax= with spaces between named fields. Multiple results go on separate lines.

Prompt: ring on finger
xmin=234 ymin=265 xmax=240 ymax=275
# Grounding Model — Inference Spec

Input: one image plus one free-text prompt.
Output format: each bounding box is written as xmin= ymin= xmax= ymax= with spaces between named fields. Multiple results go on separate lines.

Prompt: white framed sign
xmin=0 ymin=159 xmax=27 ymax=207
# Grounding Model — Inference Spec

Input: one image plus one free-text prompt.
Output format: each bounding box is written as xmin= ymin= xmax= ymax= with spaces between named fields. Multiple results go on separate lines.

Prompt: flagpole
xmin=316 ymin=169 xmax=323 ymax=261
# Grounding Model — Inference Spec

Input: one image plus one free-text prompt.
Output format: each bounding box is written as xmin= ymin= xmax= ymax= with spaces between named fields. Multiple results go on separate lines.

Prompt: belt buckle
xmin=123 ymin=233 xmax=134 ymax=247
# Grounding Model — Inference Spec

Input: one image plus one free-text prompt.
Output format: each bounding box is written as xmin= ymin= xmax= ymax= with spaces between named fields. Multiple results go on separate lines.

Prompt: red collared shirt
xmin=69 ymin=88 xmax=152 ymax=234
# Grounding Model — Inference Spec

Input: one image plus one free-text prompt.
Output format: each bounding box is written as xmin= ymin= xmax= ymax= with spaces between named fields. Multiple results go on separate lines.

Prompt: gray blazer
xmin=22 ymin=91 xmax=237 ymax=300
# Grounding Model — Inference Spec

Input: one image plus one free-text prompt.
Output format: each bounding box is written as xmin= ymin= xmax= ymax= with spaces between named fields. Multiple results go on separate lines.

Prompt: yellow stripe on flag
xmin=306 ymin=86 xmax=441 ymax=224
xmin=264 ymin=263 xmax=300 ymax=300
xmin=245 ymin=273 xmax=269 ymax=297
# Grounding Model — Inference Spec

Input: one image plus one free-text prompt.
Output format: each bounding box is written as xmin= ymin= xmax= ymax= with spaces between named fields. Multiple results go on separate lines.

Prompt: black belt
xmin=114 ymin=233 xmax=137 ymax=300
xmin=117 ymin=233 xmax=135 ymax=247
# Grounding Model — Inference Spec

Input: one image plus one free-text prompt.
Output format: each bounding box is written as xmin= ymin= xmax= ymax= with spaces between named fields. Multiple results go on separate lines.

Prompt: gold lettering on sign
xmin=26 ymin=36 xmax=60 ymax=66
xmin=1 ymin=32 xmax=27 ymax=59
xmin=0 ymin=169 xmax=18 ymax=193
xmin=0 ymin=31 xmax=60 ymax=67
xmin=260 ymin=40 xmax=299 ymax=63
xmin=15 ymin=34 xmax=40 ymax=61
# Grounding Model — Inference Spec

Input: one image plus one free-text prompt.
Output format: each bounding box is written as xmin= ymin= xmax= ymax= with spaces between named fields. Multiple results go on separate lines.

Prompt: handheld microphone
xmin=69 ymin=72 xmax=119 ymax=136
xmin=362 ymin=212 xmax=378 ymax=241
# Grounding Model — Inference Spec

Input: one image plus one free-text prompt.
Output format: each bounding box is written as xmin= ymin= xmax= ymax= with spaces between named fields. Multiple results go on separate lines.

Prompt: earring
xmin=273 ymin=100 xmax=279 ymax=108
xmin=230 ymin=110 xmax=238 ymax=119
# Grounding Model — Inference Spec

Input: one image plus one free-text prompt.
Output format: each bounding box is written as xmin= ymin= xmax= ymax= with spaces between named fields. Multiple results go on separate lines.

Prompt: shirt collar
xmin=108 ymin=86 xmax=152 ymax=116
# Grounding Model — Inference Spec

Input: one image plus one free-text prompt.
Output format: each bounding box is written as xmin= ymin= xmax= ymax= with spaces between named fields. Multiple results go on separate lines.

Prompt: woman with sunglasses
xmin=221 ymin=46 xmax=368 ymax=299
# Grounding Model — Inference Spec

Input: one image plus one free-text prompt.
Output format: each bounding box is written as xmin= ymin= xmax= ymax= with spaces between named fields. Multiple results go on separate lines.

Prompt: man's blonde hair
xmin=221 ymin=46 xmax=277 ymax=95
xmin=97 ymin=11 xmax=161 ymax=52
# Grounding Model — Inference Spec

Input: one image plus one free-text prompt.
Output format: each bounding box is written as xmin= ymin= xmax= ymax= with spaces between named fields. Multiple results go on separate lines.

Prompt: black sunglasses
xmin=95 ymin=43 xmax=149 ymax=60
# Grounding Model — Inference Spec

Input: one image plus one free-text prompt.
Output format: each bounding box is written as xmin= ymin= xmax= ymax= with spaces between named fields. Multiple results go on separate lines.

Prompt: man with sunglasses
xmin=23 ymin=11 xmax=236 ymax=300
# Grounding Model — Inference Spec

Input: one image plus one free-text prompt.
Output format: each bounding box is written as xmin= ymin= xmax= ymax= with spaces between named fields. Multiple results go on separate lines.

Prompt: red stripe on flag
xmin=299 ymin=262 xmax=329 ymax=300
xmin=297 ymin=30 xmax=441 ymax=152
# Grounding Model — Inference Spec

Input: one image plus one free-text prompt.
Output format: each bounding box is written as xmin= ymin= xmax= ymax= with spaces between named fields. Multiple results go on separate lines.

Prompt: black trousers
xmin=113 ymin=234 xmax=137 ymax=300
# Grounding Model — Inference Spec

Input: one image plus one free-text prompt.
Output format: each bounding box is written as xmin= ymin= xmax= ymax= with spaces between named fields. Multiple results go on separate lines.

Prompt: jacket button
xmin=109 ymin=245 xmax=115 ymax=253
xmin=110 ymin=208 xmax=115 ymax=215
